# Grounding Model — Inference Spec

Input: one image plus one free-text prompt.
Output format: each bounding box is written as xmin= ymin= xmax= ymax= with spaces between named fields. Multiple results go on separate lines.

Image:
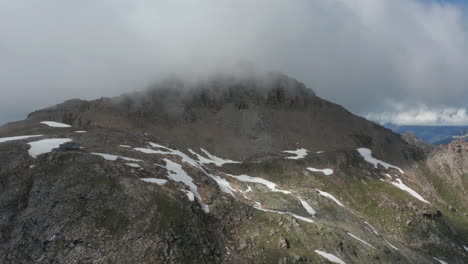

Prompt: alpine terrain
xmin=0 ymin=73 xmax=467 ymax=264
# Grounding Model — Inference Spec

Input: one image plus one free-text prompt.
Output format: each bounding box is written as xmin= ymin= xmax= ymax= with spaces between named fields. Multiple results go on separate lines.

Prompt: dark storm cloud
xmin=1 ymin=0 xmax=467 ymax=125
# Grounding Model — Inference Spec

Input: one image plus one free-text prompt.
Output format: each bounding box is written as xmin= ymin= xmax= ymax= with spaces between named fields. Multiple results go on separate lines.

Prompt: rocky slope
xmin=0 ymin=73 xmax=466 ymax=263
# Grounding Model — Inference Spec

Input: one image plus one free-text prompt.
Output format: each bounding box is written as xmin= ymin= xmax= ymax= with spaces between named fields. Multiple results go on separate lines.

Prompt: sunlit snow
xmin=125 ymin=163 xmax=141 ymax=168
xmin=316 ymin=189 xmax=344 ymax=207
xmin=307 ymin=167 xmax=333 ymax=175
xmin=298 ymin=197 xmax=316 ymax=216
xmin=253 ymin=206 xmax=314 ymax=223
xmin=163 ymin=158 xmax=209 ymax=213
xmin=28 ymin=138 xmax=71 ymax=158
xmin=225 ymin=173 xmax=291 ymax=194
xmin=314 ymin=250 xmax=346 ymax=264
xmin=384 ymin=239 xmax=399 ymax=251
xmin=364 ymin=221 xmax=379 ymax=235
xmin=91 ymin=152 xmax=141 ymax=162
xmin=283 ymin=148 xmax=308 ymax=159
xmin=0 ymin=135 xmax=42 ymax=143
xmin=40 ymin=121 xmax=71 ymax=128
xmin=119 ymin=145 xmax=131 ymax=148
xmin=357 ymin=148 xmax=404 ymax=174
xmin=390 ymin=179 xmax=430 ymax=204
xmin=74 ymin=131 xmax=86 ymax=133
xmin=189 ymin=148 xmax=240 ymax=166
xmin=141 ymin=178 xmax=167 ymax=185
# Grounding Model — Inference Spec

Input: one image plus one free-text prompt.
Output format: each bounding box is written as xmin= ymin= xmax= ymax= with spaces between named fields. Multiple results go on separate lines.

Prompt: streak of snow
xmin=119 ymin=145 xmax=131 ymax=148
xmin=316 ymin=151 xmax=324 ymax=154
xmin=357 ymin=148 xmax=404 ymax=174
xmin=364 ymin=221 xmax=379 ymax=235
xmin=307 ymin=167 xmax=333 ymax=175
xmin=163 ymin=159 xmax=209 ymax=213
xmin=91 ymin=153 xmax=141 ymax=162
xmin=298 ymin=197 xmax=316 ymax=216
xmin=384 ymin=239 xmax=399 ymax=250
xmin=74 ymin=131 xmax=86 ymax=133
xmin=0 ymin=135 xmax=42 ymax=143
xmin=433 ymin=257 xmax=448 ymax=264
xmin=40 ymin=121 xmax=71 ymax=128
xmin=189 ymin=148 xmax=240 ymax=166
xmin=347 ymin=232 xmax=376 ymax=249
xmin=314 ymin=250 xmax=346 ymax=264
xmin=126 ymin=163 xmax=141 ymax=168
xmin=464 ymin=245 xmax=468 ymax=252
xmin=316 ymin=189 xmax=344 ymax=207
xmin=225 ymin=173 xmax=291 ymax=194
xmin=141 ymin=178 xmax=167 ymax=185
xmin=181 ymin=189 xmax=195 ymax=201
xmin=28 ymin=138 xmax=71 ymax=158
xmin=283 ymin=148 xmax=308 ymax=159
xmin=390 ymin=179 xmax=430 ymax=204
xmin=253 ymin=206 xmax=314 ymax=223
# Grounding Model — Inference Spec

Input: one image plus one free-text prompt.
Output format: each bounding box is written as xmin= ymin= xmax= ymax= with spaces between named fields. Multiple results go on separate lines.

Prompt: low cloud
xmin=367 ymin=106 xmax=468 ymax=126
xmin=0 ymin=0 xmax=467 ymax=125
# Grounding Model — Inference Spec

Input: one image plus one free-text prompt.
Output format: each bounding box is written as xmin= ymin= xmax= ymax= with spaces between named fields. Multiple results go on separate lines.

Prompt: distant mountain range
xmin=384 ymin=123 xmax=468 ymax=144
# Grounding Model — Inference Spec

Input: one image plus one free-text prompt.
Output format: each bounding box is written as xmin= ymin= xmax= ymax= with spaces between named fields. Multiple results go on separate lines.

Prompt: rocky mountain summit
xmin=0 ymin=73 xmax=467 ymax=263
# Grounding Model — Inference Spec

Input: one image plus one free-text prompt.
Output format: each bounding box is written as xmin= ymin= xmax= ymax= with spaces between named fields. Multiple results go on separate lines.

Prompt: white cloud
xmin=366 ymin=106 xmax=468 ymax=126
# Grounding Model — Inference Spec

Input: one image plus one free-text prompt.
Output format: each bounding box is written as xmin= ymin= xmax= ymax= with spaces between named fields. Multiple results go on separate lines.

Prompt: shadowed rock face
xmin=16 ymin=73 xmax=419 ymax=168
xmin=0 ymin=73 xmax=466 ymax=264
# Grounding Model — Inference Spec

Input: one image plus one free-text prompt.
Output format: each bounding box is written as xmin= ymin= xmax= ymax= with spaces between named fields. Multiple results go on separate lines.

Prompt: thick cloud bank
xmin=0 ymin=0 xmax=467 ymax=125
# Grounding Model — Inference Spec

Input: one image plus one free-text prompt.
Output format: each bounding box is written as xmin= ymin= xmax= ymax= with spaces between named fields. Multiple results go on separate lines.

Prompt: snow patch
xmin=347 ymin=232 xmax=376 ymax=249
xmin=464 ymin=245 xmax=468 ymax=252
xmin=283 ymin=148 xmax=308 ymax=159
xmin=0 ymin=135 xmax=42 ymax=143
xmin=225 ymin=173 xmax=291 ymax=194
xmin=91 ymin=152 xmax=141 ymax=162
xmin=390 ymin=179 xmax=430 ymax=204
xmin=384 ymin=239 xmax=399 ymax=251
xmin=181 ymin=189 xmax=195 ymax=201
xmin=316 ymin=189 xmax=344 ymax=207
xmin=307 ymin=167 xmax=333 ymax=175
xmin=253 ymin=206 xmax=314 ymax=223
xmin=125 ymin=163 xmax=141 ymax=168
xmin=189 ymin=148 xmax=240 ymax=166
xmin=141 ymin=178 xmax=167 ymax=185
xmin=364 ymin=221 xmax=379 ymax=235
xmin=357 ymin=148 xmax=404 ymax=174
xmin=74 ymin=131 xmax=86 ymax=133
xmin=119 ymin=145 xmax=131 ymax=148
xmin=28 ymin=138 xmax=71 ymax=158
xmin=40 ymin=121 xmax=71 ymax=128
xmin=163 ymin=159 xmax=209 ymax=213
xmin=298 ymin=197 xmax=316 ymax=216
xmin=433 ymin=257 xmax=448 ymax=264
xmin=314 ymin=250 xmax=346 ymax=264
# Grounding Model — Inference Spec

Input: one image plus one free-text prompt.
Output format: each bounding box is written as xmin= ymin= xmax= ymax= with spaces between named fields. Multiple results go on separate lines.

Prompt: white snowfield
xmin=0 ymin=135 xmax=42 ymax=143
xmin=307 ymin=167 xmax=333 ymax=176
xmin=28 ymin=138 xmax=71 ymax=158
xmin=40 ymin=121 xmax=71 ymax=128
xmin=189 ymin=148 xmax=240 ymax=166
xmin=141 ymin=178 xmax=167 ymax=185
xmin=163 ymin=158 xmax=210 ymax=213
xmin=433 ymin=257 xmax=448 ymax=264
xmin=91 ymin=153 xmax=141 ymax=162
xmin=316 ymin=189 xmax=344 ymax=207
xmin=314 ymin=250 xmax=346 ymax=264
xmin=390 ymin=179 xmax=430 ymax=204
xmin=347 ymin=232 xmax=376 ymax=249
xmin=283 ymin=148 xmax=308 ymax=159
xmin=357 ymin=148 xmax=404 ymax=174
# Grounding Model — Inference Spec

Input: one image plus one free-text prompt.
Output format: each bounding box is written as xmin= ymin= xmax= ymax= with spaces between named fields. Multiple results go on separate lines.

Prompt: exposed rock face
xmin=401 ymin=131 xmax=435 ymax=154
xmin=0 ymin=73 xmax=467 ymax=263
xmin=447 ymin=140 xmax=468 ymax=154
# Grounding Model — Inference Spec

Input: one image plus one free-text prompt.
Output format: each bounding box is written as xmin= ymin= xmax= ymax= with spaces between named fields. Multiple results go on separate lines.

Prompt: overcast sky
xmin=1 ymin=0 xmax=468 ymax=126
